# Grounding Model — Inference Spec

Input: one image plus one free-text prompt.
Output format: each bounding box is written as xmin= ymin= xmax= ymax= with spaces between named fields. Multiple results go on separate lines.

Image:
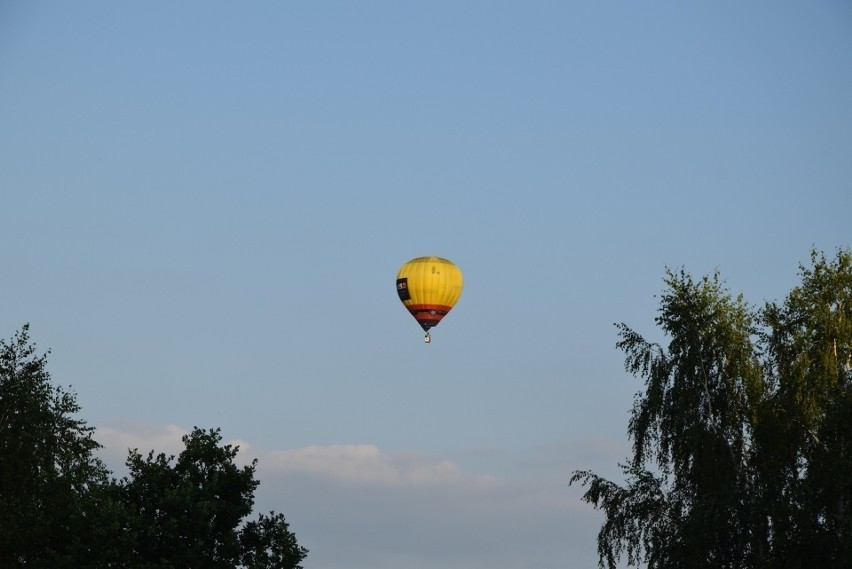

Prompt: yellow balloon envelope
xmin=396 ymin=257 xmax=463 ymax=342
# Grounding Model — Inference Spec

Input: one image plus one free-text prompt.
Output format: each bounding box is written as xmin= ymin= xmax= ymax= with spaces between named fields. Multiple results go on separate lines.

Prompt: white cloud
xmin=94 ymin=422 xmax=254 ymax=476
xmin=262 ymin=444 xmax=499 ymax=488
xmin=92 ymin=421 xmax=626 ymax=569
xmin=94 ymin=422 xmax=187 ymax=474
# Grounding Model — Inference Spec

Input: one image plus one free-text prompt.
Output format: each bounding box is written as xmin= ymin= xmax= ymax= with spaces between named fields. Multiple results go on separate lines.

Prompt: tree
xmin=119 ymin=427 xmax=308 ymax=569
xmin=0 ymin=326 xmax=307 ymax=569
xmin=571 ymin=249 xmax=852 ymax=568
xmin=0 ymin=324 xmax=119 ymax=567
xmin=240 ymin=512 xmax=309 ymax=569
xmin=757 ymin=250 xmax=852 ymax=566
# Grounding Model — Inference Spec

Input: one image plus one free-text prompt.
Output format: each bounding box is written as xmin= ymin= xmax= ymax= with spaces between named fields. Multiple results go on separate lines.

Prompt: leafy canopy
xmin=0 ymin=325 xmax=308 ymax=568
xmin=571 ymin=248 xmax=852 ymax=569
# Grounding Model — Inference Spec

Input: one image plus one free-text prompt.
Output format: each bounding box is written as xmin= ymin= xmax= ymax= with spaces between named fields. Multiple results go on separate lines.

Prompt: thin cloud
xmin=263 ymin=444 xmax=499 ymax=488
xmin=95 ymin=422 xmax=251 ymax=476
xmin=93 ymin=421 xmax=620 ymax=569
xmin=95 ymin=422 xmax=187 ymax=468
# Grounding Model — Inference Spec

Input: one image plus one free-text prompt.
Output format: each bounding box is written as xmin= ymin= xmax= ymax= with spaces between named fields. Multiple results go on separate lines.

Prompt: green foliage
xmin=240 ymin=512 xmax=308 ymax=569
xmin=756 ymin=250 xmax=852 ymax=566
xmin=0 ymin=324 xmax=112 ymax=567
xmin=571 ymin=249 xmax=852 ymax=568
xmin=0 ymin=325 xmax=307 ymax=569
xmin=119 ymin=428 xmax=307 ymax=569
xmin=122 ymin=429 xmax=255 ymax=567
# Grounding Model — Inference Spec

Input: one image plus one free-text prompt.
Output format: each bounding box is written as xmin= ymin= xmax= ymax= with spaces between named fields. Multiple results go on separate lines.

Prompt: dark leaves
xmin=573 ymin=248 xmax=852 ymax=568
xmin=0 ymin=326 xmax=308 ymax=568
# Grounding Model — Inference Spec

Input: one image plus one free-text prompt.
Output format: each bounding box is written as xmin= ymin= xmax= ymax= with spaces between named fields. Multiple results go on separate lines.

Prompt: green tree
xmin=240 ymin=512 xmax=308 ymax=569
xmin=757 ymin=250 xmax=852 ymax=566
xmin=0 ymin=324 xmax=122 ymax=568
xmin=120 ymin=427 xmax=308 ymax=569
xmin=0 ymin=326 xmax=307 ymax=568
xmin=571 ymin=249 xmax=852 ymax=568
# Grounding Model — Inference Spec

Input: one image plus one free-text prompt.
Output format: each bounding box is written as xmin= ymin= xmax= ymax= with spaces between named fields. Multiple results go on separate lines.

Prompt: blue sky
xmin=2 ymin=2 xmax=851 ymax=567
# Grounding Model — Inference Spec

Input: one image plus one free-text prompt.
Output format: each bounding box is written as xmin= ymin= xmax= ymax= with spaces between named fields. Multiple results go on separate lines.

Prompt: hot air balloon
xmin=396 ymin=256 xmax=463 ymax=343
